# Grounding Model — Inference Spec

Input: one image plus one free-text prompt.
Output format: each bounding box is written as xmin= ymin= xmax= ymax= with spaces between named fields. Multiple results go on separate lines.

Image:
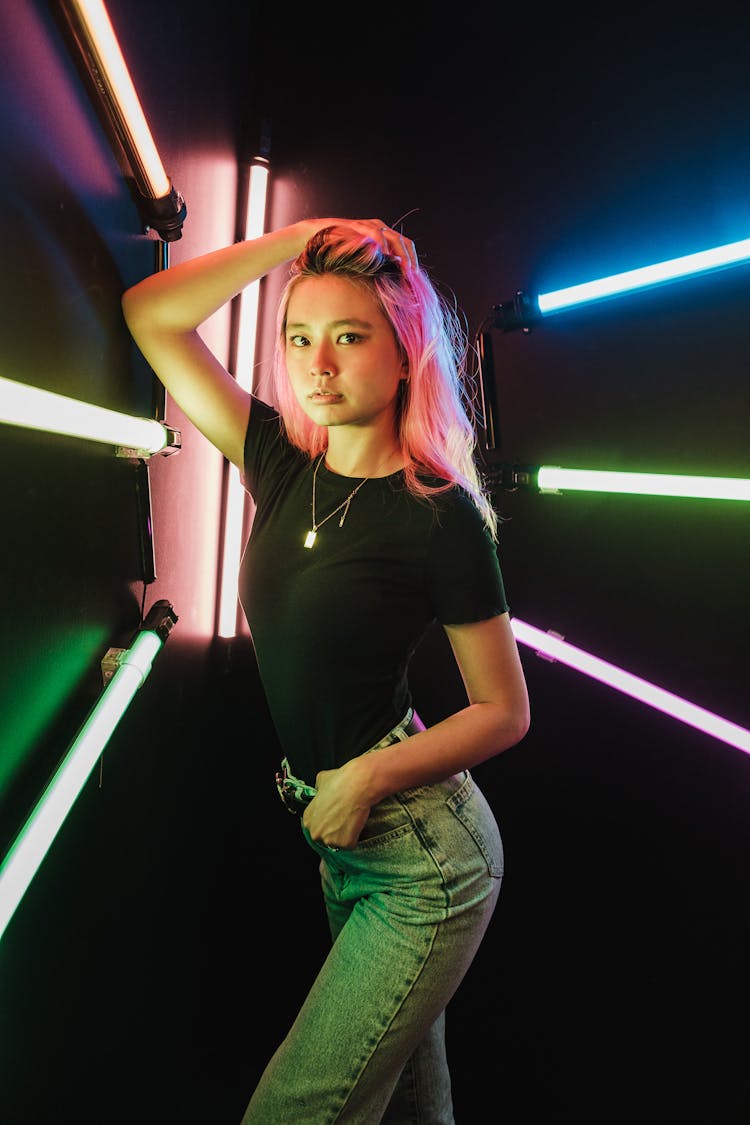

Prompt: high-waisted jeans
xmin=241 ymin=765 xmax=504 ymax=1124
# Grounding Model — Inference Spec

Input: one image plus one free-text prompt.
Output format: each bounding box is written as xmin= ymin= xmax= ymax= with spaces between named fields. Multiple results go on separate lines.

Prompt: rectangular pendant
xmin=304 ymin=530 xmax=316 ymax=549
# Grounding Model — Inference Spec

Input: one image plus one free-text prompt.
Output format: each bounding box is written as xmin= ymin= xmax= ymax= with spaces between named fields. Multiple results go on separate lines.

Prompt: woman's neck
xmin=324 ymin=434 xmax=403 ymax=479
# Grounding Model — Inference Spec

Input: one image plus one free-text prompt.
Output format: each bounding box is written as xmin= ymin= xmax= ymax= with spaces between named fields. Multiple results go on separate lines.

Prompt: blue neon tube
xmin=537 ymin=236 xmax=750 ymax=314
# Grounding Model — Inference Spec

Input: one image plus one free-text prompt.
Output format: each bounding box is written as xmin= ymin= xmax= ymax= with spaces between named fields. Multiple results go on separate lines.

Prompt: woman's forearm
xmin=119 ymin=219 xmax=325 ymax=466
xmin=121 ymin=220 xmax=317 ymax=335
xmin=342 ymin=700 xmax=530 ymax=805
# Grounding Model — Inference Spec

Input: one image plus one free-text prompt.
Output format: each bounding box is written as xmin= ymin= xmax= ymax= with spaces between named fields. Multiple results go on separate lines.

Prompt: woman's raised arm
xmin=122 ymin=217 xmax=414 ymax=467
xmin=121 ymin=220 xmax=321 ymax=467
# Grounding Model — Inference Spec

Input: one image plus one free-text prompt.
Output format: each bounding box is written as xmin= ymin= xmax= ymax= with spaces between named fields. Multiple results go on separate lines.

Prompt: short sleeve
xmin=242 ymin=395 xmax=292 ymax=498
xmin=425 ymin=489 xmax=509 ymax=625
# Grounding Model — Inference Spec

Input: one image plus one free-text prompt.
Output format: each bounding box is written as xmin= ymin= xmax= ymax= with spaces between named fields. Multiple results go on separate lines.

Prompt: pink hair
xmin=271 ymin=225 xmax=498 ymax=540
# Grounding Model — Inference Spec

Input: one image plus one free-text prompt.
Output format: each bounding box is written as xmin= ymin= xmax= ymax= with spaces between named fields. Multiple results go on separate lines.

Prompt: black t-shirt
xmin=239 ymin=396 xmax=509 ymax=784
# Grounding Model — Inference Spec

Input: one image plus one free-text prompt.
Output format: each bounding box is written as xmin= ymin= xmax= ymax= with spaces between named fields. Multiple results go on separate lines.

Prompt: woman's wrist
xmin=289 ymin=217 xmax=328 ymax=247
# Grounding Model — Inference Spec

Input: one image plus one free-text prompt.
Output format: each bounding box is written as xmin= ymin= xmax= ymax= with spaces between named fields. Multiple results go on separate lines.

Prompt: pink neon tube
xmin=510 ymin=618 xmax=750 ymax=756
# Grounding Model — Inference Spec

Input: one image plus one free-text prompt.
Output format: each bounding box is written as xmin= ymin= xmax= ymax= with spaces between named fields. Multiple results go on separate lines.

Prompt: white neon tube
xmin=537 ymin=237 xmax=750 ymax=314
xmin=0 ymin=630 xmax=163 ymax=942
xmin=65 ymin=0 xmax=170 ymax=199
xmin=511 ymin=618 xmax=750 ymax=756
xmin=217 ymin=160 xmax=269 ymax=638
xmin=537 ymin=466 xmax=750 ymax=502
xmin=0 ymin=375 xmax=169 ymax=454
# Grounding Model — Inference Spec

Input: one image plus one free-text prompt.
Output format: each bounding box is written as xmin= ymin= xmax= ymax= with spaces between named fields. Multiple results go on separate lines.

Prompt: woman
xmin=122 ymin=217 xmax=530 ymax=1123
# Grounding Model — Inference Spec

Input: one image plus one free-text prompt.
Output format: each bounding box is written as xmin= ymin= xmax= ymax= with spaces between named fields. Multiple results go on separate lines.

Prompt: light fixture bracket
xmin=115 ymin=424 xmax=181 ymax=460
xmin=484 ymin=462 xmax=539 ymax=490
xmin=134 ymin=182 xmax=188 ymax=243
xmin=141 ymin=599 xmax=178 ymax=642
xmin=488 ymin=290 xmax=540 ymax=333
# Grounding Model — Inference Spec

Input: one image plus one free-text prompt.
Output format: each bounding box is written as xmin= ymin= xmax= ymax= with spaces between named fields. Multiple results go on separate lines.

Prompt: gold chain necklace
xmin=303 ymin=451 xmax=395 ymax=549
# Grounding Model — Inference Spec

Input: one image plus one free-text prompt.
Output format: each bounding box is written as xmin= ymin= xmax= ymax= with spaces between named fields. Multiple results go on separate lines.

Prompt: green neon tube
xmin=0 ymin=630 xmax=163 ymax=941
xmin=537 ymin=466 xmax=750 ymax=502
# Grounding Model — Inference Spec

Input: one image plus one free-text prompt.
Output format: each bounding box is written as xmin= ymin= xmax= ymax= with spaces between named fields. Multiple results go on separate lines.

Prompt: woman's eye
xmin=287 ymin=332 xmax=361 ymax=347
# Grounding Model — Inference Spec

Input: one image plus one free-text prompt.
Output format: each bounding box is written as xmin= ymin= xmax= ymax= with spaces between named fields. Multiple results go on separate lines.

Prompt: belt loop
xmin=391 ymin=706 xmax=414 ymax=742
xmin=368 ymin=707 xmax=417 ymax=752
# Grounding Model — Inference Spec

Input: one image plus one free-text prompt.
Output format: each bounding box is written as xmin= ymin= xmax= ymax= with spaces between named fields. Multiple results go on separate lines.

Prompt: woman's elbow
xmin=121 ymin=287 xmax=142 ymax=334
xmin=514 ymin=708 xmax=531 ymax=745
xmin=122 ymin=278 xmax=163 ymax=335
xmin=501 ymin=697 xmax=530 ymax=750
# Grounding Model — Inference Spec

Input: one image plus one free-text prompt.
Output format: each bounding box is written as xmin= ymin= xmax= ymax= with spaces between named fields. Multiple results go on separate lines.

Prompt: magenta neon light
xmin=510 ymin=618 xmax=750 ymax=755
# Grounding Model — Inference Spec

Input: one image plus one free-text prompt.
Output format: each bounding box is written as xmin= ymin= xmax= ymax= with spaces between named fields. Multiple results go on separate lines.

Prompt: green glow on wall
xmin=0 ymin=625 xmax=109 ymax=795
xmin=0 ymin=629 xmax=163 ymax=941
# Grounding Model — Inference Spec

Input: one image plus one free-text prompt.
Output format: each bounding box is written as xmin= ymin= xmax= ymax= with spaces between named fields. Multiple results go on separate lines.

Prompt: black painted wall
xmin=1 ymin=2 xmax=748 ymax=1122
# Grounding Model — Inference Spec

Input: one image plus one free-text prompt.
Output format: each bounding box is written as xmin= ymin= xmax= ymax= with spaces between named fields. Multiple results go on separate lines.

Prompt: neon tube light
xmin=217 ymin=159 xmax=269 ymax=638
xmin=0 ymin=375 xmax=178 ymax=455
xmin=537 ymin=237 xmax=750 ymax=314
xmin=59 ymin=0 xmax=186 ymax=240
xmin=537 ymin=466 xmax=750 ymax=502
xmin=234 ymin=160 xmax=270 ymax=389
xmin=487 ymin=237 xmax=750 ymax=332
xmin=62 ymin=0 xmax=169 ymax=197
xmin=510 ymin=618 xmax=750 ymax=756
xmin=0 ymin=604 xmax=177 ymax=942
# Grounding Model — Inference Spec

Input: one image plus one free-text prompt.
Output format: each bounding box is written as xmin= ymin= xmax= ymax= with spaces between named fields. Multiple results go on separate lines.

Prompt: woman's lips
xmin=309 ymin=391 xmax=343 ymax=403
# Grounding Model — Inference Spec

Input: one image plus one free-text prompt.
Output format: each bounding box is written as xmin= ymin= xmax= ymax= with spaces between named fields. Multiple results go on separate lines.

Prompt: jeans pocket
xmin=447 ymin=774 xmax=504 ymax=878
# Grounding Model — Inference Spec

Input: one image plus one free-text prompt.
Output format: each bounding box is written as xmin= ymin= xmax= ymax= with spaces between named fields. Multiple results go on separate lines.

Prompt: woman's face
xmin=284 ymin=274 xmax=405 ymax=433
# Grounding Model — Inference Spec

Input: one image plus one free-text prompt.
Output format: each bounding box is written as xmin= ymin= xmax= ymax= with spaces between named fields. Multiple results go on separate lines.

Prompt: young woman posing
xmin=122 ymin=217 xmax=530 ymax=1124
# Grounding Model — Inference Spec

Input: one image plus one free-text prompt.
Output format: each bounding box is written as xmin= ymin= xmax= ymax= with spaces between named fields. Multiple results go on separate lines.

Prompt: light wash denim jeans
xmin=241 ymin=764 xmax=504 ymax=1124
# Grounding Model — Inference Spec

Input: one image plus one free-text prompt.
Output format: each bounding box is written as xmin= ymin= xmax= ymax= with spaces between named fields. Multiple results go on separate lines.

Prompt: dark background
xmin=1 ymin=1 xmax=748 ymax=1122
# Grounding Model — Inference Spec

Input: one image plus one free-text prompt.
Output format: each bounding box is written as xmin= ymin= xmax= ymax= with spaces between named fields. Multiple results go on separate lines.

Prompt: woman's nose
xmin=309 ymin=343 xmax=335 ymax=376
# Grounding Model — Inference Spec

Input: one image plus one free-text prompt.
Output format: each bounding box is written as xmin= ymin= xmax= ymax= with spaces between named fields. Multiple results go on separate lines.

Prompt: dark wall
xmin=1 ymin=2 xmax=748 ymax=1123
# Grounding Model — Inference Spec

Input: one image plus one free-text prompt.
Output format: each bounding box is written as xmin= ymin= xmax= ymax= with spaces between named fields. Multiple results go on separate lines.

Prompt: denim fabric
xmin=241 ymin=768 xmax=503 ymax=1124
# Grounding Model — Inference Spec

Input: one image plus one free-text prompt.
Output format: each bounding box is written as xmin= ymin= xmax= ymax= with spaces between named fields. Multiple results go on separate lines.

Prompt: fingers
xmin=370 ymin=219 xmax=418 ymax=271
xmin=310 ymin=217 xmax=419 ymax=271
xmin=395 ymin=229 xmax=419 ymax=271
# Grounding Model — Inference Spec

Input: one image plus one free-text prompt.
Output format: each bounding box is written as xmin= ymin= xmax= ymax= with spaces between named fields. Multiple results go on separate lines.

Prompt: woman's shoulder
xmin=249 ymin=394 xmax=280 ymax=424
xmin=397 ymin=474 xmax=490 ymax=542
xmin=243 ymin=395 xmax=308 ymax=493
xmin=410 ymin=472 xmax=479 ymax=512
